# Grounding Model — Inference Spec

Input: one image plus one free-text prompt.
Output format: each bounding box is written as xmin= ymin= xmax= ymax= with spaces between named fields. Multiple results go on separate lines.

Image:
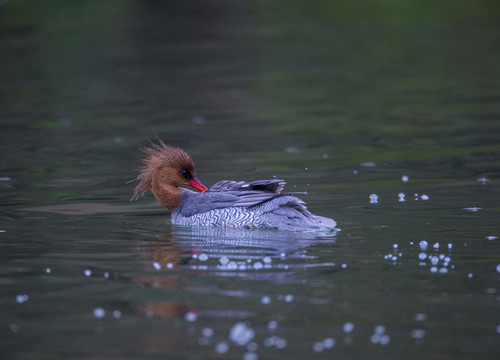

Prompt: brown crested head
xmin=130 ymin=139 xmax=207 ymax=210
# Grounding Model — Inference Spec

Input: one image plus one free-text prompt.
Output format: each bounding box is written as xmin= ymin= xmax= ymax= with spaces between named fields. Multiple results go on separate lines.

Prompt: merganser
xmin=131 ymin=139 xmax=337 ymax=231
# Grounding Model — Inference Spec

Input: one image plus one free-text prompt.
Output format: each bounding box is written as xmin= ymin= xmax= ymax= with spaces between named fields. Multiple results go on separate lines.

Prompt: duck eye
xmin=181 ymin=169 xmax=189 ymax=179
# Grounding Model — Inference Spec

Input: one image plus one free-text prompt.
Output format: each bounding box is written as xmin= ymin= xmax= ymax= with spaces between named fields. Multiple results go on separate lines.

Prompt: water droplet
xmin=284 ymin=294 xmax=294 ymax=302
xmin=45 ymin=267 xmax=51 ymax=274
xmin=268 ymin=320 xmax=278 ymax=330
xmin=374 ymin=325 xmax=386 ymax=334
xmin=243 ymin=352 xmax=258 ymax=360
xmin=84 ymin=269 xmax=92 ymax=277
xmin=496 ymin=264 xmax=500 ymax=274
xmin=261 ymin=296 xmax=271 ymax=305
xmin=112 ymin=310 xmax=122 ymax=318
xmin=215 ymin=341 xmax=230 ymax=354
xmin=369 ymin=194 xmax=378 ymax=203
xmin=202 ymin=327 xmax=214 ymax=337
xmin=420 ymin=194 xmax=429 ymax=200
xmin=343 ymin=322 xmax=354 ymax=333
xmin=398 ymin=193 xmax=406 ymax=202
xmin=418 ymin=252 xmax=427 ymax=261
xmin=185 ymin=311 xmax=198 ymax=322
xmin=415 ymin=313 xmax=427 ymax=321
xmin=263 ymin=256 xmax=272 ymax=264
xmin=419 ymin=240 xmax=428 ymax=250
xmin=15 ymin=294 xmax=29 ymax=304
xmin=253 ymin=261 xmax=263 ymax=270
xmin=402 ymin=175 xmax=409 ymax=182
xmin=411 ymin=329 xmax=426 ymax=339
xmin=152 ymin=262 xmax=161 ymax=270
xmin=323 ymin=337 xmax=336 ymax=348
xmin=229 ymin=322 xmax=255 ymax=346
xmin=198 ymin=253 xmax=208 ymax=262
xmin=313 ymin=342 xmax=324 ymax=352
xmin=322 ymin=153 xmax=328 ymax=159
xmin=93 ymin=307 xmax=105 ymax=319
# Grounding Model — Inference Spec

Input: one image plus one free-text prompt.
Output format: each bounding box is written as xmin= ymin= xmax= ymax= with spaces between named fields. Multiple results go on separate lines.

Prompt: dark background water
xmin=1 ymin=1 xmax=500 ymax=359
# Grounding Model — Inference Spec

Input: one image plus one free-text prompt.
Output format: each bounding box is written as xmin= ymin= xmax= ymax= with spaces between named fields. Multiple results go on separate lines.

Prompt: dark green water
xmin=1 ymin=1 xmax=500 ymax=359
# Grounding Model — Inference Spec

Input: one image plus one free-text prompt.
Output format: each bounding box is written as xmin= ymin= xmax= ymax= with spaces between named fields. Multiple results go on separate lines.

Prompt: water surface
xmin=1 ymin=1 xmax=500 ymax=359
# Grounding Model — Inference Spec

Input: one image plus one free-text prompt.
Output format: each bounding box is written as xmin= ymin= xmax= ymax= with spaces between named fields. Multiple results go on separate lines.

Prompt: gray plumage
xmin=172 ymin=179 xmax=337 ymax=231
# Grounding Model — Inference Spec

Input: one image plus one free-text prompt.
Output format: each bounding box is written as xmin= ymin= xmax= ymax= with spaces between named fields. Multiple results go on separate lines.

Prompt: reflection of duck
xmin=131 ymin=139 xmax=337 ymax=231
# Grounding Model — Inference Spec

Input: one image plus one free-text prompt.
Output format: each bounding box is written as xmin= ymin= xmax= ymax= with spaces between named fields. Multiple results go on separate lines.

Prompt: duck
xmin=130 ymin=139 xmax=337 ymax=231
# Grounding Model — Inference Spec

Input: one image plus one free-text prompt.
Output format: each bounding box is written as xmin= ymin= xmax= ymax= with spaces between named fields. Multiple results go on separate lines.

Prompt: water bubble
xmin=103 ymin=272 xmax=109 ymax=279
xmin=343 ymin=322 xmax=354 ymax=333
xmin=45 ymin=267 xmax=51 ymax=274
xmin=243 ymin=352 xmax=258 ymax=360
xmin=398 ymin=193 xmax=405 ymax=202
xmin=93 ymin=307 xmax=105 ymax=319
xmin=430 ymin=266 xmax=438 ymax=273
xmin=402 ymin=175 xmax=409 ymax=182
xmin=185 ymin=311 xmax=198 ymax=322
xmin=415 ymin=313 xmax=427 ymax=321
xmin=268 ymin=320 xmax=278 ymax=330
xmin=202 ymin=327 xmax=214 ymax=338
xmin=263 ymin=256 xmax=272 ymax=264
xmin=322 ymin=153 xmax=329 ymax=159
xmin=468 ymin=273 xmax=474 ymax=278
xmin=419 ymin=241 xmax=428 ymax=250
xmin=341 ymin=263 xmax=348 ymax=269
xmin=247 ymin=342 xmax=258 ymax=352
xmin=369 ymin=194 xmax=378 ymax=203
xmin=229 ymin=322 xmax=255 ymax=346
xmin=464 ymin=207 xmax=482 ymax=212
xmin=313 ymin=342 xmax=324 ymax=352
xmin=166 ymin=262 xmax=174 ymax=269
xmin=152 ymin=262 xmax=161 ymax=270
xmin=379 ymin=334 xmax=390 ymax=345
xmin=261 ymin=296 xmax=271 ymax=305
xmin=323 ymin=337 xmax=336 ymax=348
xmin=16 ymin=294 xmax=29 ymax=304
xmin=420 ymin=194 xmax=429 ymax=200
xmin=220 ymin=256 xmax=230 ymax=265
xmin=374 ymin=325 xmax=386 ymax=334
xmin=227 ymin=262 xmax=238 ymax=270
xmin=284 ymin=294 xmax=294 ymax=302
xmin=353 ymin=170 xmax=358 ymax=175
xmin=411 ymin=329 xmax=426 ymax=339
xmin=84 ymin=269 xmax=92 ymax=277
xmin=496 ymin=325 xmax=500 ymax=334
xmin=496 ymin=264 xmax=500 ymax=274
xmin=198 ymin=253 xmax=208 ymax=262
xmin=393 ymin=243 xmax=398 ymax=249
xmin=276 ymin=338 xmax=288 ymax=349
xmin=439 ymin=267 xmax=448 ymax=274
xmin=215 ymin=341 xmax=230 ymax=354
xmin=448 ymin=243 xmax=453 ymax=250
xmin=433 ymin=242 xmax=440 ymax=249
xmin=112 ymin=310 xmax=122 ymax=318
xmin=418 ymin=252 xmax=427 ymax=261
xmin=253 ymin=262 xmax=263 ymax=270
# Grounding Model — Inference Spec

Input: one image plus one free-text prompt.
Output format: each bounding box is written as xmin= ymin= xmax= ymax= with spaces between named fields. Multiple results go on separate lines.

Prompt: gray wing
xmin=178 ymin=179 xmax=296 ymax=217
xmin=209 ymin=179 xmax=286 ymax=193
